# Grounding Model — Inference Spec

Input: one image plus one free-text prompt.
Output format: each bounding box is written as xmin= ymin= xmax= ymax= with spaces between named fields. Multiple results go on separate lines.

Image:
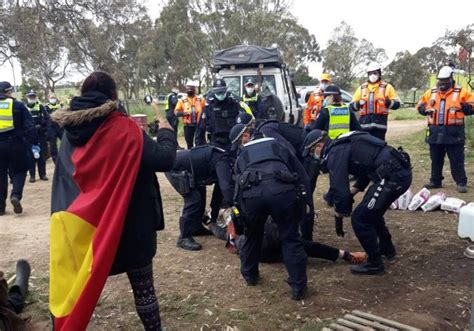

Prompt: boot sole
xmin=350 ymin=269 xmax=385 ymax=275
xmin=11 ymin=198 xmax=23 ymax=214
xmin=176 ymin=243 xmax=202 ymax=251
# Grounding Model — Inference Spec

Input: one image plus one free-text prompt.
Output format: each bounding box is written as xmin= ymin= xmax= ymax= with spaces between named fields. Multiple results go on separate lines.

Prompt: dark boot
xmin=29 ymin=177 xmax=36 ymax=183
xmin=39 ymin=175 xmax=49 ymax=181
xmin=291 ymin=286 xmax=307 ymax=301
xmin=350 ymin=260 xmax=385 ymax=275
xmin=208 ymin=222 xmax=227 ymax=241
xmin=10 ymin=197 xmax=23 ymax=214
xmin=176 ymin=237 xmax=202 ymax=251
xmin=380 ymin=243 xmax=397 ymax=260
xmin=8 ymin=260 xmax=31 ymax=314
xmin=457 ymin=184 xmax=467 ymax=193
xmin=424 ymin=181 xmax=442 ymax=189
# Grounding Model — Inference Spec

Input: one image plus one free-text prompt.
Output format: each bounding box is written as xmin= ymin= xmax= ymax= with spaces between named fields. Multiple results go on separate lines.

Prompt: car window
xmin=243 ymin=75 xmax=277 ymax=95
xmin=222 ymin=76 xmax=241 ymax=97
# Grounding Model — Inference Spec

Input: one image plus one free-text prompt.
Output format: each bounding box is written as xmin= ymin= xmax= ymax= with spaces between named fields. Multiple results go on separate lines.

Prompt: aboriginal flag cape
xmin=49 ymin=104 xmax=143 ymax=331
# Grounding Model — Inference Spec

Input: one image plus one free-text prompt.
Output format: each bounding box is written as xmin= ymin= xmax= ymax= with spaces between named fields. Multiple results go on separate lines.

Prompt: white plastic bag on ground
xmin=390 ymin=199 xmax=399 ymax=210
xmin=441 ymin=197 xmax=466 ymax=213
xmin=421 ymin=192 xmax=447 ymax=212
xmin=397 ymin=188 xmax=413 ymax=210
xmin=408 ymin=188 xmax=430 ymax=211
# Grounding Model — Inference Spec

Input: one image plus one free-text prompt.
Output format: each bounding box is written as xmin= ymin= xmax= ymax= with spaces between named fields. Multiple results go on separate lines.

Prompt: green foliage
xmin=388 ymin=108 xmax=423 ymax=121
xmin=385 ymin=51 xmax=428 ymax=90
xmin=322 ymin=21 xmax=386 ymax=91
xmin=293 ymin=66 xmax=319 ymax=86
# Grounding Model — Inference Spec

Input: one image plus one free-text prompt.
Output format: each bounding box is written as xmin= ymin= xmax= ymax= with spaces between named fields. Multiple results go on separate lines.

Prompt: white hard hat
xmin=437 ymin=66 xmax=454 ymax=79
xmin=367 ymin=62 xmax=381 ymax=73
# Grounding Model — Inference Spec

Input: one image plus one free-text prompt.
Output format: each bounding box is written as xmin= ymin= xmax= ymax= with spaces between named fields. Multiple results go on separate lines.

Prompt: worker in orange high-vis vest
xmin=418 ymin=66 xmax=474 ymax=193
xmin=304 ymin=73 xmax=331 ymax=128
xmin=175 ymin=81 xmax=204 ymax=149
xmin=350 ymin=63 xmax=400 ymax=141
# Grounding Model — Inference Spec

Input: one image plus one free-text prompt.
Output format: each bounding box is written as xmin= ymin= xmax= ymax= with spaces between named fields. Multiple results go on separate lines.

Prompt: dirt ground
xmin=1 ymin=119 xmax=473 ymax=330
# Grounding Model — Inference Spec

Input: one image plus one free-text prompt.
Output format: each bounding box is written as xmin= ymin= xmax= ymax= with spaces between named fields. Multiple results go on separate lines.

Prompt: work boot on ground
xmin=29 ymin=177 xmax=36 ymax=183
xmin=10 ymin=259 xmax=31 ymax=298
xmin=424 ymin=181 xmax=442 ymax=189
xmin=457 ymin=185 xmax=467 ymax=193
xmin=291 ymin=286 xmax=307 ymax=301
xmin=245 ymin=276 xmax=259 ymax=287
xmin=350 ymin=261 xmax=385 ymax=275
xmin=10 ymin=197 xmax=23 ymax=214
xmin=39 ymin=175 xmax=49 ymax=181
xmin=380 ymin=241 xmax=397 ymax=260
xmin=176 ymin=236 xmax=202 ymax=251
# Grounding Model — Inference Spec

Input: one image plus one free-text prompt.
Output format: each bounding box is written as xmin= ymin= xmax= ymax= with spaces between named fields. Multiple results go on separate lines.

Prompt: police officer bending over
xmin=310 ymin=130 xmax=412 ymax=275
xmin=0 ymin=82 xmax=36 ymax=215
xmin=231 ymin=126 xmax=309 ymax=300
xmin=195 ymin=78 xmax=252 ymax=151
xmin=166 ymin=145 xmax=234 ymax=251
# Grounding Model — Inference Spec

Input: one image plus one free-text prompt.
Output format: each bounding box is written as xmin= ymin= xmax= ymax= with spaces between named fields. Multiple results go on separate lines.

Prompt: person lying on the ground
xmin=208 ymin=217 xmax=367 ymax=264
xmin=0 ymin=260 xmax=31 ymax=331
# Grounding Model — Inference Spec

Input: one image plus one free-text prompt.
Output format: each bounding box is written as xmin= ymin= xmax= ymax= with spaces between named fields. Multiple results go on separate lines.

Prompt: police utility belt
xmin=372 ymin=147 xmax=411 ymax=181
xmin=238 ymin=170 xmax=298 ymax=188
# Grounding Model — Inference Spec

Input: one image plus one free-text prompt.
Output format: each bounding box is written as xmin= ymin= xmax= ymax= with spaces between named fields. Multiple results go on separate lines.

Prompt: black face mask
xmin=186 ymin=91 xmax=195 ymax=97
xmin=437 ymin=80 xmax=452 ymax=92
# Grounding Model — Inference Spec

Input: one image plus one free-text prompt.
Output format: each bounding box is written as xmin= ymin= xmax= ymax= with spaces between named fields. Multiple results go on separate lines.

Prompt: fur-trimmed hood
xmin=51 ymin=100 xmax=118 ymax=128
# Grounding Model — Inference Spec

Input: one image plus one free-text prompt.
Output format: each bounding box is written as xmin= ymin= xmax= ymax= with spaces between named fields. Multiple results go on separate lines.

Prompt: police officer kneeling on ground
xmin=0 ymin=82 xmax=36 ymax=216
xmin=230 ymin=125 xmax=309 ymax=300
xmin=311 ymin=130 xmax=412 ymax=275
xmin=166 ymin=145 xmax=234 ymax=251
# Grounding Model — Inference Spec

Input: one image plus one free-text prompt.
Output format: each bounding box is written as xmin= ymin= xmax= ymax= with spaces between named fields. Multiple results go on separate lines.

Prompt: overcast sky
xmin=1 ymin=0 xmax=472 ymax=85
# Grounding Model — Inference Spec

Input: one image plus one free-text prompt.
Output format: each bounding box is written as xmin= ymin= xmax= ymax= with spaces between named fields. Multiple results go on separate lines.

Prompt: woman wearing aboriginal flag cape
xmin=49 ymin=71 xmax=177 ymax=330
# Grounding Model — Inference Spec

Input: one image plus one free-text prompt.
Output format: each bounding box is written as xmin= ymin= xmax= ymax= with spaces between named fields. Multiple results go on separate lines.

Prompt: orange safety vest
xmin=359 ymin=82 xmax=388 ymax=116
xmin=304 ymin=91 xmax=324 ymax=125
xmin=426 ymin=86 xmax=464 ymax=126
xmin=176 ymin=96 xmax=203 ymax=125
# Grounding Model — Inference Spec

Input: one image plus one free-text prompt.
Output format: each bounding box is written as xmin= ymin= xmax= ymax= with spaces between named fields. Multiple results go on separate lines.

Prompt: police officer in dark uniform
xmin=166 ymin=145 xmax=234 ymax=251
xmin=45 ymin=93 xmax=63 ymax=164
xmin=0 ymin=82 xmax=36 ymax=215
xmin=165 ymin=87 xmax=180 ymax=134
xmin=311 ymin=130 xmax=412 ymax=275
xmin=195 ymin=78 xmax=252 ymax=151
xmin=231 ymin=129 xmax=309 ymax=300
xmin=25 ymin=90 xmax=49 ymax=182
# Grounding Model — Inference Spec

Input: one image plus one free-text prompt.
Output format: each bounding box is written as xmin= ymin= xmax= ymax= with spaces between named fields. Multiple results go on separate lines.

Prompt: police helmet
xmin=25 ymin=90 xmax=37 ymax=97
xmin=229 ymin=123 xmax=247 ymax=151
xmin=0 ymin=81 xmax=13 ymax=93
xmin=236 ymin=113 xmax=253 ymax=126
xmin=323 ymin=85 xmax=341 ymax=97
xmin=212 ymin=78 xmax=227 ymax=94
xmin=244 ymin=77 xmax=255 ymax=86
xmin=302 ymin=129 xmax=327 ymax=157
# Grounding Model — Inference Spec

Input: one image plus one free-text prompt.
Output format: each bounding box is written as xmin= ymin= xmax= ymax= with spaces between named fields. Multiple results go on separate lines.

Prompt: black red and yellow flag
xmin=49 ymin=111 xmax=143 ymax=330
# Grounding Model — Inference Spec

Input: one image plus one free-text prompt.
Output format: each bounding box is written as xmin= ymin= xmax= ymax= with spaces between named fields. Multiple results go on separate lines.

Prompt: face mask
xmin=186 ymin=90 xmax=195 ymax=97
xmin=49 ymin=98 xmax=57 ymax=105
xmin=245 ymin=87 xmax=255 ymax=95
xmin=368 ymin=74 xmax=379 ymax=83
xmin=320 ymin=83 xmax=328 ymax=91
xmin=437 ymin=80 xmax=452 ymax=92
xmin=27 ymin=98 xmax=37 ymax=105
xmin=215 ymin=92 xmax=226 ymax=101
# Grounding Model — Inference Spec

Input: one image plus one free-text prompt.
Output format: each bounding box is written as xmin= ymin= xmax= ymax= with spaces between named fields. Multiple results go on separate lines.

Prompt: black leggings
xmin=127 ymin=264 xmax=161 ymax=331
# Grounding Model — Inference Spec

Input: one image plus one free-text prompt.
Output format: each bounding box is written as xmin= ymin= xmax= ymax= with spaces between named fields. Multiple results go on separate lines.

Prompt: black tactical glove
xmin=350 ymin=101 xmax=361 ymax=111
xmin=385 ymin=99 xmax=392 ymax=108
xmin=461 ymin=102 xmax=473 ymax=114
xmin=335 ymin=215 xmax=344 ymax=237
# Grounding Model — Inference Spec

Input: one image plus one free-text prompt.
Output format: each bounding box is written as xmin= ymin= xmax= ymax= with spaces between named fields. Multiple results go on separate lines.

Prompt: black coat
xmin=51 ymin=91 xmax=177 ymax=275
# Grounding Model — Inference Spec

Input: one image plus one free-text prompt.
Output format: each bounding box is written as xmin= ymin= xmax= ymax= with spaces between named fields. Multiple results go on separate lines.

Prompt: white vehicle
xmin=212 ymin=45 xmax=302 ymax=124
xmin=297 ymin=85 xmax=353 ymax=110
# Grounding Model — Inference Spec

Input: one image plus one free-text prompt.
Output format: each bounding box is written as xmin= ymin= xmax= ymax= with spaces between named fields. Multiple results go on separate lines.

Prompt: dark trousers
xmin=48 ymin=123 xmax=63 ymax=164
xmin=301 ymin=157 xmax=319 ymax=240
xmin=29 ymin=134 xmax=48 ymax=178
xmin=0 ymin=140 xmax=28 ymax=211
xmin=303 ymin=240 xmax=340 ymax=261
xmin=363 ymin=128 xmax=386 ymax=141
xmin=184 ymin=125 xmax=196 ymax=149
xmin=239 ymin=182 xmax=307 ymax=291
xmin=429 ymin=143 xmax=467 ymax=186
xmin=351 ymin=168 xmax=412 ymax=264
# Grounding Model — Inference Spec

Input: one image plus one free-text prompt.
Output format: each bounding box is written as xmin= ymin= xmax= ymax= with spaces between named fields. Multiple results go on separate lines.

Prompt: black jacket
xmin=52 ymin=91 xmax=177 ymax=275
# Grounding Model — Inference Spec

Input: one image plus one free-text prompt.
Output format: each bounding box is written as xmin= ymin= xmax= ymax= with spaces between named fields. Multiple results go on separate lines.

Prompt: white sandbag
xmin=390 ymin=199 xmax=399 ymax=210
xmin=397 ymin=188 xmax=413 ymax=210
xmin=408 ymin=188 xmax=430 ymax=211
xmin=458 ymin=203 xmax=474 ymax=240
xmin=441 ymin=197 xmax=466 ymax=213
xmin=421 ymin=192 xmax=447 ymax=212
